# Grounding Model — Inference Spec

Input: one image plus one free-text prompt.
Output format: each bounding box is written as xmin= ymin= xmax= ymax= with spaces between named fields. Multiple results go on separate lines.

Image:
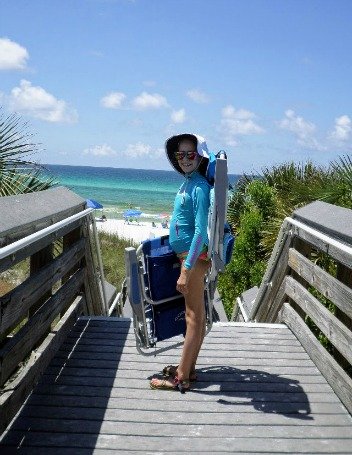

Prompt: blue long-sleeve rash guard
xmin=169 ymin=171 xmax=211 ymax=270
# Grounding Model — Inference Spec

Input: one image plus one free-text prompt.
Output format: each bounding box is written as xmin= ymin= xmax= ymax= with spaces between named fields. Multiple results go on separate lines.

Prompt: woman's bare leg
xmin=150 ymin=258 xmax=208 ymax=389
xmin=176 ymin=258 xmax=209 ymax=381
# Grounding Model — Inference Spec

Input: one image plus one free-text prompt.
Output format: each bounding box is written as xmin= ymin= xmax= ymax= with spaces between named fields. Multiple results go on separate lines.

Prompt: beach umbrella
xmin=86 ymin=198 xmax=103 ymax=209
xmin=123 ymin=209 xmax=142 ymax=218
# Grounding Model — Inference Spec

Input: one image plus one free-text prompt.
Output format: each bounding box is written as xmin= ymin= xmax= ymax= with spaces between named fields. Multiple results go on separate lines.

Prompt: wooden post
xmin=62 ymin=226 xmax=82 ymax=281
xmin=29 ymin=244 xmax=53 ymax=317
xmin=335 ymin=262 xmax=352 ymax=370
xmin=61 ymin=226 xmax=83 ymax=316
xmin=81 ymin=217 xmax=104 ymax=315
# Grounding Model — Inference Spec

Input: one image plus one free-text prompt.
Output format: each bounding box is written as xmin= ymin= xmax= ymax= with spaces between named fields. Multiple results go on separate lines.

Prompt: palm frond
xmin=0 ymin=109 xmax=56 ymax=196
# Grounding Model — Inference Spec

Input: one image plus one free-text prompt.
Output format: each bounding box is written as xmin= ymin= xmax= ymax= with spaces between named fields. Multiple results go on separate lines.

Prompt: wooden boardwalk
xmin=1 ymin=317 xmax=352 ymax=454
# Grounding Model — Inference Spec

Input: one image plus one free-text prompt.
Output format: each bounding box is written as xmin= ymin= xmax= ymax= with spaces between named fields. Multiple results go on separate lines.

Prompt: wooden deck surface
xmin=1 ymin=317 xmax=352 ymax=454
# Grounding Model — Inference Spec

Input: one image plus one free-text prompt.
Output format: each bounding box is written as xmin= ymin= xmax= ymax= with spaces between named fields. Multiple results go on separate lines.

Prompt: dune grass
xmin=98 ymin=231 xmax=138 ymax=292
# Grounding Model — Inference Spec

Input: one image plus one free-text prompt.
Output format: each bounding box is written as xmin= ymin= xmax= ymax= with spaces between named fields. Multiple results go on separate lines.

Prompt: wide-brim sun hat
xmin=165 ymin=133 xmax=209 ymax=175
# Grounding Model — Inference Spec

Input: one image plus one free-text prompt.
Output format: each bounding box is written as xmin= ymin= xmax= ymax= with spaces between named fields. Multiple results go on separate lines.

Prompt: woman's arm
xmin=183 ymin=184 xmax=210 ymax=270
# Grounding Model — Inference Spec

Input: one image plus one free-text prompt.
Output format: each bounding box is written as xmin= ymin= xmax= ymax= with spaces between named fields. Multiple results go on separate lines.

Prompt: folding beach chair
xmin=124 ymin=152 xmax=234 ymax=355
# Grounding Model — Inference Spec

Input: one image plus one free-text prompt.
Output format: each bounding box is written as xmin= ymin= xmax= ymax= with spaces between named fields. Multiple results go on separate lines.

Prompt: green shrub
xmin=218 ymin=179 xmax=276 ymax=318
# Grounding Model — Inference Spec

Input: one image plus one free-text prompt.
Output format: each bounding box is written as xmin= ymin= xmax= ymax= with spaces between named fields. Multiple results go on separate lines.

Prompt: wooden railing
xmin=249 ymin=201 xmax=352 ymax=414
xmin=0 ymin=187 xmax=106 ymax=433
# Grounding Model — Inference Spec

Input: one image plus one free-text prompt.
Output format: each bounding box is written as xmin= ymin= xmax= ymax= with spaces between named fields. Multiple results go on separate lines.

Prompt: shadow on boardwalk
xmin=197 ymin=366 xmax=312 ymax=419
xmin=0 ymin=318 xmax=132 ymax=452
xmin=150 ymin=365 xmax=313 ymax=420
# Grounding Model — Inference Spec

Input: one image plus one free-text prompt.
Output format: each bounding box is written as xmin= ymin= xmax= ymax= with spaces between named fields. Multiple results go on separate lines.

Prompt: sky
xmin=0 ymin=0 xmax=352 ymax=174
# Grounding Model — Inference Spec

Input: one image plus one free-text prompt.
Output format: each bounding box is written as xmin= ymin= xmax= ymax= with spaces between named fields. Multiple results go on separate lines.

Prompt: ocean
xmin=45 ymin=164 xmax=240 ymax=221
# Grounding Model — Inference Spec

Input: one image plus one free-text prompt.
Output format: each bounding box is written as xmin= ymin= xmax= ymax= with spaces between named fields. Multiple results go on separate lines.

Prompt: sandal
xmin=162 ymin=365 xmax=197 ymax=382
xmin=150 ymin=376 xmax=190 ymax=394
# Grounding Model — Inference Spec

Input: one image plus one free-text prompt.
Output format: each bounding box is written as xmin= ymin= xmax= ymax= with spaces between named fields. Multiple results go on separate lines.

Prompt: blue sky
xmin=1 ymin=0 xmax=351 ymax=173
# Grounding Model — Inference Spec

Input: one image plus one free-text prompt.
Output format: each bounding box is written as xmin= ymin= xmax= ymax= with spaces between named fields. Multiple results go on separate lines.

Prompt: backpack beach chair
xmin=124 ymin=151 xmax=234 ymax=355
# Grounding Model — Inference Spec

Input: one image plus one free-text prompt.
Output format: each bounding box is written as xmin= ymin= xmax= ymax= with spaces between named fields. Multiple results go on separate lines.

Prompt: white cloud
xmin=0 ymin=37 xmax=29 ymax=70
xmin=100 ymin=91 xmax=126 ymax=109
xmin=122 ymin=142 xmax=153 ymax=158
xmin=329 ymin=115 xmax=351 ymax=142
xmin=83 ymin=144 xmax=116 ymax=157
xmin=219 ymin=105 xmax=264 ymax=146
xmin=171 ymin=108 xmax=186 ymax=124
xmin=132 ymin=92 xmax=168 ymax=110
xmin=119 ymin=142 xmax=163 ymax=158
xmin=186 ymin=89 xmax=210 ymax=104
xmin=277 ymin=109 xmax=323 ymax=150
xmin=9 ymin=79 xmax=78 ymax=123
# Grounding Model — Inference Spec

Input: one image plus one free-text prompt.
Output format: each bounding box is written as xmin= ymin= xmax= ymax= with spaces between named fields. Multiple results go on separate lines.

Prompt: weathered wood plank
xmin=288 ymin=248 xmax=352 ymax=318
xmin=0 ymin=187 xmax=85 ymax=247
xmin=280 ymin=302 xmax=352 ymax=414
xmin=285 ymin=275 xmax=352 ymax=365
xmin=68 ymin=323 xmax=298 ymax=338
xmin=64 ymin=331 xmax=303 ymax=347
xmin=39 ymin=369 xmax=327 ymax=386
xmin=0 ymin=298 xmax=83 ymax=435
xmin=26 ymin=392 xmax=344 ymax=414
xmin=255 ymin=238 xmax=292 ymax=322
xmin=62 ymin=227 xmax=82 ymax=284
xmin=292 ymin=222 xmax=352 ymax=269
xmin=2 ymin=431 xmax=352 ymax=453
xmin=34 ymin=390 xmax=344 ymax=414
xmin=0 ymin=268 xmax=84 ymax=386
xmin=38 ymin=371 xmax=332 ymax=394
xmin=15 ymin=403 xmax=352 ymax=425
xmin=263 ymin=278 xmax=287 ymax=322
xmin=29 ymin=243 xmax=53 ymax=319
xmin=8 ymin=416 xmax=352 ymax=438
xmin=21 ymin=389 xmax=340 ymax=416
xmin=52 ymin=344 xmax=311 ymax=361
xmin=58 ymin=340 xmax=306 ymax=354
xmin=43 ymin=354 xmax=317 ymax=370
xmin=75 ymin=318 xmax=291 ymax=330
xmin=81 ymin=218 xmax=104 ymax=315
xmin=0 ymin=238 xmax=85 ymax=337
xmin=2 ymin=449 xmax=351 ymax=455
xmin=292 ymin=201 xmax=352 ymax=246
xmin=35 ymin=381 xmax=342 ymax=403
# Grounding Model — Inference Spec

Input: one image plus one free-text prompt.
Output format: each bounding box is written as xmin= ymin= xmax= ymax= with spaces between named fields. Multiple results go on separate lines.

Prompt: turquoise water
xmin=45 ymin=164 xmax=240 ymax=220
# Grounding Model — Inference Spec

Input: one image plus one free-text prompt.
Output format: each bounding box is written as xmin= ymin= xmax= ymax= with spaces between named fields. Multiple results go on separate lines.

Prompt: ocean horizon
xmin=44 ymin=164 xmax=240 ymax=221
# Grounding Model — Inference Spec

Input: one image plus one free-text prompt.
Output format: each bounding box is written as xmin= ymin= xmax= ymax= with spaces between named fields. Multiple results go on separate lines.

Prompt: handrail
xmin=0 ymin=208 xmax=94 ymax=260
xmin=0 ymin=207 xmax=109 ymax=314
xmin=250 ymin=216 xmax=352 ymax=321
xmin=287 ymin=216 xmax=352 ymax=256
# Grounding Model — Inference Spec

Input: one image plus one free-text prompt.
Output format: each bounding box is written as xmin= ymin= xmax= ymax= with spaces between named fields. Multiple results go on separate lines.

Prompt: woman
xmin=150 ymin=133 xmax=211 ymax=393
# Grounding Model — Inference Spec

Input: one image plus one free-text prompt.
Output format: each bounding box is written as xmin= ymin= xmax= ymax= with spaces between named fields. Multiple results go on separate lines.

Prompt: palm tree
xmin=260 ymin=158 xmax=352 ymax=255
xmin=0 ymin=110 xmax=55 ymax=196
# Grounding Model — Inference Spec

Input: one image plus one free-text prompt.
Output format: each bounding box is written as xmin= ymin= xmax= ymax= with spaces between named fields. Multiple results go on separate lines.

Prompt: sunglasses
xmin=174 ymin=150 xmax=198 ymax=161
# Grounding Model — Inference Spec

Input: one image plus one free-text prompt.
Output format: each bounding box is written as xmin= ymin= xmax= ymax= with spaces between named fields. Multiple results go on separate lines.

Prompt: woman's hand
xmin=176 ymin=266 xmax=191 ymax=295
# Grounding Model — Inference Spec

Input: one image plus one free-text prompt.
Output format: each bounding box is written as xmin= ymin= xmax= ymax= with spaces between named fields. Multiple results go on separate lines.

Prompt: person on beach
xmin=150 ymin=133 xmax=211 ymax=393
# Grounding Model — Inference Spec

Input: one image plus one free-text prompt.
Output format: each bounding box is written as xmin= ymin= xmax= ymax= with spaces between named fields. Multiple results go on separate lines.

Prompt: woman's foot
xmin=162 ymin=365 xmax=197 ymax=382
xmin=150 ymin=376 xmax=190 ymax=393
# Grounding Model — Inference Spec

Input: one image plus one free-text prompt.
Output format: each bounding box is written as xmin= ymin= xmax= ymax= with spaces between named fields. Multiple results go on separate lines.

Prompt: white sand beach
xmin=95 ymin=218 xmax=169 ymax=244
